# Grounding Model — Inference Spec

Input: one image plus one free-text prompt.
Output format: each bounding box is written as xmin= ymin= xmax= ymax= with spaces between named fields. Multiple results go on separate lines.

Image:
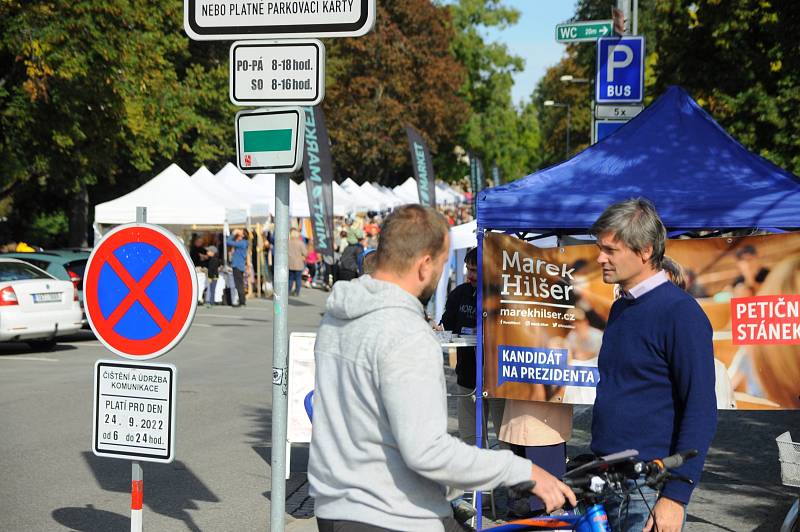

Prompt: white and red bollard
xmin=131 ymin=462 xmax=143 ymax=532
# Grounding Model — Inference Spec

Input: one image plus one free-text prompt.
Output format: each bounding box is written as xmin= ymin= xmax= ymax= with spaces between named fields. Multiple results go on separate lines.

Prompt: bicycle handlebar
xmin=659 ymin=449 xmax=698 ymax=470
xmin=514 ymin=449 xmax=699 ymax=504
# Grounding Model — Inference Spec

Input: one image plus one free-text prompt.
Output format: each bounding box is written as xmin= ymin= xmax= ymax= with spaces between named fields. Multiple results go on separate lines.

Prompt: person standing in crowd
xmin=338 ymin=228 xmax=364 ymax=281
xmin=337 ymin=229 xmax=349 ymax=254
xmin=360 ymin=248 xmax=378 ymax=276
xmin=439 ymin=248 xmax=504 ymax=446
xmin=288 ymin=228 xmax=308 ymax=296
xmin=227 ymin=229 xmax=248 ymax=307
xmin=205 ymin=246 xmax=220 ymax=307
xmin=590 ymin=198 xmax=717 ymax=532
xmin=305 ymin=243 xmax=319 ymax=288
xmin=365 ymin=221 xmax=380 ymax=249
xmin=308 ymin=204 xmax=575 ymax=531
xmin=189 ymin=236 xmax=208 ymax=267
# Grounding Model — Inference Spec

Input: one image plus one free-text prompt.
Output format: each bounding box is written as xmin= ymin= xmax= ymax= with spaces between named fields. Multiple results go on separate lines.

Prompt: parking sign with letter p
xmin=596 ymin=36 xmax=644 ymax=103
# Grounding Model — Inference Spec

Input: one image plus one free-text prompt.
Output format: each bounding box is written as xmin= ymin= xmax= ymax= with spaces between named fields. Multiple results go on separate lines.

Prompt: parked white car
xmin=0 ymin=258 xmax=83 ymax=350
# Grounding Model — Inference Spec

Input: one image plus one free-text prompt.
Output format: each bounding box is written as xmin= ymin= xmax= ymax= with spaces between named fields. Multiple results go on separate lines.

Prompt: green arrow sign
xmin=555 ymin=20 xmax=612 ymax=43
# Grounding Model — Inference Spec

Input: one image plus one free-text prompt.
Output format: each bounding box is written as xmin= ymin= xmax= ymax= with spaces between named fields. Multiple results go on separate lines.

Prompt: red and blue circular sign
xmin=84 ymin=224 xmax=197 ymax=360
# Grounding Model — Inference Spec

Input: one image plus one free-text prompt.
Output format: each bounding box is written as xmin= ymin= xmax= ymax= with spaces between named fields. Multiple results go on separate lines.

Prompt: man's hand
xmin=529 ymin=464 xmax=577 ymax=513
xmin=643 ymin=497 xmax=685 ymax=532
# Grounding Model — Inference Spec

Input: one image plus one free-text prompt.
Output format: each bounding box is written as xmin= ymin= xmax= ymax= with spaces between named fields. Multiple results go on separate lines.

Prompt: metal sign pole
xmin=270 ymin=174 xmax=290 ymax=532
xmin=132 ymin=206 xmax=146 ymax=532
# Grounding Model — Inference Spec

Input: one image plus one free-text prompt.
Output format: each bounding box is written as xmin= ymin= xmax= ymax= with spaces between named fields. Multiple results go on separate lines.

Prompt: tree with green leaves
xmin=651 ymin=0 xmax=800 ymax=175
xmin=448 ymin=0 xmax=542 ymax=183
xmin=322 ymin=0 xmax=468 ymax=185
xmin=0 ymin=0 xmax=233 ymax=247
xmin=534 ymin=0 xmax=798 ymax=177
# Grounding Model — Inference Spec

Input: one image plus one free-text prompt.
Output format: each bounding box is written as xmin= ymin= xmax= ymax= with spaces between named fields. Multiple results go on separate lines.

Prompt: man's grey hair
xmin=590 ymin=198 xmax=666 ymax=269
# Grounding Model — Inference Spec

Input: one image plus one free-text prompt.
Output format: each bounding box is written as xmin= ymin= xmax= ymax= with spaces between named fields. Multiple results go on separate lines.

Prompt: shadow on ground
xmin=0 ymin=342 xmax=76 ymax=355
xmin=257 ymin=445 xmax=314 ymax=520
xmin=77 ymin=451 xmax=219 ymax=532
xmin=52 ymin=505 xmax=129 ymax=531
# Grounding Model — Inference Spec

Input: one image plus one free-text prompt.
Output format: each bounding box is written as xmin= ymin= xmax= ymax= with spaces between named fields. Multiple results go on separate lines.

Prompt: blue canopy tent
xmin=478 ymin=86 xmax=800 ymax=232
xmin=470 ymin=86 xmax=800 ymax=520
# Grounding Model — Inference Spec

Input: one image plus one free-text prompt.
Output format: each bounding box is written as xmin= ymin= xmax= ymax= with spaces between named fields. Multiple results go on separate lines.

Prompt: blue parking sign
xmin=596 ymin=36 xmax=644 ymax=103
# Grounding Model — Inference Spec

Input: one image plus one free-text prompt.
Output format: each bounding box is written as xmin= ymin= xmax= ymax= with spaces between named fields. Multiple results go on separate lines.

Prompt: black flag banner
xmin=469 ymin=153 xmax=484 ymax=211
xmin=302 ymin=106 xmax=335 ymax=265
xmin=405 ymin=126 xmax=437 ymax=207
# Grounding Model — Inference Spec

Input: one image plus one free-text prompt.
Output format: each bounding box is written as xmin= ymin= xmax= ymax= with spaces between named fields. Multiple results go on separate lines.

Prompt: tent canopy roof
xmin=478 ymin=86 xmax=800 ymax=231
xmin=95 ymin=164 xmax=228 ymax=226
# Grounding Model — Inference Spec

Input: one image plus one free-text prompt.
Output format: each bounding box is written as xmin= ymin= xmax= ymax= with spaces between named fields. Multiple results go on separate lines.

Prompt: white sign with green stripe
xmin=235 ymin=107 xmax=305 ymax=174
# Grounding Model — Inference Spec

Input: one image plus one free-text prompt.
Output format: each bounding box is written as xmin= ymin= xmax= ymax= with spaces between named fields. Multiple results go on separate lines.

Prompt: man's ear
xmin=417 ymin=254 xmax=433 ymax=282
xmin=639 ymin=245 xmax=653 ymax=264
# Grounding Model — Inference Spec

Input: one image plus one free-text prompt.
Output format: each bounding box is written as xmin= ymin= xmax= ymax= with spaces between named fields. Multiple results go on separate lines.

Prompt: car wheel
xmin=27 ymin=339 xmax=57 ymax=351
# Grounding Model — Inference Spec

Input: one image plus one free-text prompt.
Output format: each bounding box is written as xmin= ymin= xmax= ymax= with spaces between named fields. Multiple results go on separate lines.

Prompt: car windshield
xmin=65 ymin=259 xmax=87 ymax=278
xmin=0 ymin=261 xmax=51 ymax=281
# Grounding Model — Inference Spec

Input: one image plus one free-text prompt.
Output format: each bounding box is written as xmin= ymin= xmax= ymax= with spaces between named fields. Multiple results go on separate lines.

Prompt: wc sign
xmin=596 ymin=36 xmax=644 ymax=103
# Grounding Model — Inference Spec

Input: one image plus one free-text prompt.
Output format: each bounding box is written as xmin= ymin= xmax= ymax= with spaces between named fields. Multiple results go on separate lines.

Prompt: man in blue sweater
xmin=589 ymin=198 xmax=717 ymax=532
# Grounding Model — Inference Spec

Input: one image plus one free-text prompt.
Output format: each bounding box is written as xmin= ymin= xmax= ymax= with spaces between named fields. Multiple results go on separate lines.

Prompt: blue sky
xmin=483 ymin=1 xmax=578 ymax=106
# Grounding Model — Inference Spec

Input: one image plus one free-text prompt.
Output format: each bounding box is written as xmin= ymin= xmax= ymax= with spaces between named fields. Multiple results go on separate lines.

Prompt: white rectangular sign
xmin=230 ymin=40 xmax=325 ymax=106
xmin=92 ymin=360 xmax=176 ymax=463
xmin=595 ymin=104 xmax=644 ymax=120
xmin=185 ymin=0 xmax=376 ymax=40
xmin=235 ymin=107 xmax=305 ymax=173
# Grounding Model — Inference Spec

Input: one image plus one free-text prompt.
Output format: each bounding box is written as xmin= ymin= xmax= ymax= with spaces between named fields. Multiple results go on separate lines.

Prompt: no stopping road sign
xmin=84 ymin=224 xmax=197 ymax=360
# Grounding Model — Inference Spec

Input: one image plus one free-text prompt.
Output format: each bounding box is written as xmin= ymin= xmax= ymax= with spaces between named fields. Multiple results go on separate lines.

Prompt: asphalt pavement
xmin=0 ymin=287 xmax=796 ymax=531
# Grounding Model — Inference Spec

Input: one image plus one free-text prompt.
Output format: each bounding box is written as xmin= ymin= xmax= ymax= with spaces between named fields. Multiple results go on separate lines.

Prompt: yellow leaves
xmin=19 ymin=39 xmax=54 ymax=102
xmin=51 ymin=132 xmax=75 ymax=150
xmin=124 ymin=99 xmax=147 ymax=138
xmin=688 ymin=7 xmax=700 ymax=29
xmin=771 ymin=60 xmax=782 ymax=72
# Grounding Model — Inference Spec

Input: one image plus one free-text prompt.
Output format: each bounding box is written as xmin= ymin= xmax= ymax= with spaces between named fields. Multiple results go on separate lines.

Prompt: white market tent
xmin=376 ymin=184 xmax=406 ymax=206
xmin=359 ymin=182 xmax=396 ymax=209
xmin=215 ymin=163 xmax=271 ymax=220
xmin=341 ymin=179 xmax=379 ymax=212
xmin=392 ymin=177 xmax=467 ymax=206
xmin=251 ymin=174 xmax=346 ymax=218
xmin=330 ymin=181 xmax=357 ymax=215
xmin=393 ymin=177 xmax=422 ymax=203
xmin=249 ymin=173 xmax=308 ymax=218
xmin=94 ymin=164 xmax=229 ymax=226
xmin=434 ymin=220 xmax=477 ymax=323
xmin=191 ymin=166 xmax=248 ymax=225
xmin=436 ymin=183 xmax=460 ymax=205
xmin=289 ymin=179 xmax=311 ymax=219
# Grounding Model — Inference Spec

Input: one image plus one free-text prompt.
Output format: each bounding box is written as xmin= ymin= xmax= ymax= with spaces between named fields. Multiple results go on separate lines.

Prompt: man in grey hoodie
xmin=309 ymin=205 xmax=576 ymax=531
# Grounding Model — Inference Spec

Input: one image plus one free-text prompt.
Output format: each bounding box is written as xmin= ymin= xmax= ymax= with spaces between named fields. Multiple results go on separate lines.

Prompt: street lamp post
xmin=560 ymin=75 xmax=594 ymax=146
xmin=559 ymin=75 xmax=591 ymax=84
xmin=544 ymin=100 xmax=571 ymax=159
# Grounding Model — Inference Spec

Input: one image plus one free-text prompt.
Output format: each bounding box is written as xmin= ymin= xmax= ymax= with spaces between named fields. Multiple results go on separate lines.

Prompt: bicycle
xmin=473 ymin=448 xmax=698 ymax=532
xmin=777 ymin=431 xmax=800 ymax=532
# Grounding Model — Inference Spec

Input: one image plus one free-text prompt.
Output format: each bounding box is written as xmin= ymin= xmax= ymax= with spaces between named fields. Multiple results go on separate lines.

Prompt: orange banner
xmin=482 ymin=231 xmax=800 ymax=410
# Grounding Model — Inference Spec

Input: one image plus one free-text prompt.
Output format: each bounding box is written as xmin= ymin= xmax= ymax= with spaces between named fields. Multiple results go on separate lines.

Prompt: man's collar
xmin=620 ymin=270 xmax=669 ymax=300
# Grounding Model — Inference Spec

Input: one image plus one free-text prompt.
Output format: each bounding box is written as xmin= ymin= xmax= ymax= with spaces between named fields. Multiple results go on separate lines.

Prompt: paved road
xmin=0 ymin=288 xmax=797 ymax=531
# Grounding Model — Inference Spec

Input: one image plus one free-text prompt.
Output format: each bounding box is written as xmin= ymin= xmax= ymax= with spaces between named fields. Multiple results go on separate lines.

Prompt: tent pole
xmin=475 ymin=228 xmax=486 ymax=525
